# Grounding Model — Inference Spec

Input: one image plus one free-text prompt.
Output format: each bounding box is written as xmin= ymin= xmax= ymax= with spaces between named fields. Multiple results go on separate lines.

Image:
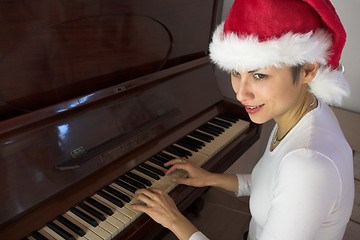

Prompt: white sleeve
xmin=236 ymin=174 xmax=251 ymax=196
xmin=259 ymin=150 xmax=340 ymax=240
xmin=189 ymin=231 xmax=209 ymax=240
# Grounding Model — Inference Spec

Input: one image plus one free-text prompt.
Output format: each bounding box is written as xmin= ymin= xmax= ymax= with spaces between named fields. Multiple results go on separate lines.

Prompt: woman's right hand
xmin=165 ymin=158 xmax=214 ymax=188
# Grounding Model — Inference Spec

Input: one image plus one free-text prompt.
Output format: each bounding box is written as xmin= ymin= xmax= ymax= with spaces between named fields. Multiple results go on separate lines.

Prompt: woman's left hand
xmin=131 ymin=188 xmax=198 ymax=239
xmin=131 ymin=187 xmax=180 ymax=229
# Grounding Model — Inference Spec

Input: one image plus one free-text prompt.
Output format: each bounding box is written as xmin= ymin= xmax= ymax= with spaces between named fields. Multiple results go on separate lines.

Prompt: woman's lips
xmin=244 ymin=104 xmax=264 ymax=114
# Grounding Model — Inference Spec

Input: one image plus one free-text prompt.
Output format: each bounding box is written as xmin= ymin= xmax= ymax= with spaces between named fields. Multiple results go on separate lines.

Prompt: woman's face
xmin=231 ymin=65 xmax=306 ymax=124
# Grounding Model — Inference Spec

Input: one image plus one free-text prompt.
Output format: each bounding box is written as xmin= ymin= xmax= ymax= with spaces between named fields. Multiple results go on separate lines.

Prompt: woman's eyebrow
xmin=248 ymin=69 xmax=260 ymax=74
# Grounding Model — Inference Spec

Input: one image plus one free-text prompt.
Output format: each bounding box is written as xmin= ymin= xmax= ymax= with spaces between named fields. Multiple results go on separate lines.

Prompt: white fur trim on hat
xmin=209 ymin=22 xmax=331 ymax=72
xmin=309 ymin=66 xmax=350 ymax=106
xmin=209 ymin=22 xmax=350 ymax=106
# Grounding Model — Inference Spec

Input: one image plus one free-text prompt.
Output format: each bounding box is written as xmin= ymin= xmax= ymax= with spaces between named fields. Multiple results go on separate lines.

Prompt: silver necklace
xmin=273 ymin=95 xmax=316 ymax=145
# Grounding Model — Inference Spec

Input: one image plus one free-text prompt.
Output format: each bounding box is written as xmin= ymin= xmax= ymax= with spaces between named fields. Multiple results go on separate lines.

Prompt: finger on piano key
xmin=90 ymin=195 xmax=131 ymax=228
xmin=66 ymin=211 xmax=111 ymax=240
xmin=62 ymin=213 xmax=103 ymax=240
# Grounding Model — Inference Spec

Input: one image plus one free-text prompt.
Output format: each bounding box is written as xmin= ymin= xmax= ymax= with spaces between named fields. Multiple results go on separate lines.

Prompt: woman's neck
xmin=274 ymin=90 xmax=317 ymax=144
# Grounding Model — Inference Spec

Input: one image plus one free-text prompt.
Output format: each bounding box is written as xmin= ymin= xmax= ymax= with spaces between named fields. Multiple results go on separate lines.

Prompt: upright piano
xmin=0 ymin=1 xmax=261 ymax=239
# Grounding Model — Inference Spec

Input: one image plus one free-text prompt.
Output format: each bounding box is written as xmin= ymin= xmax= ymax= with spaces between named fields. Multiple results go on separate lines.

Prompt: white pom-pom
xmin=308 ymin=66 xmax=350 ymax=106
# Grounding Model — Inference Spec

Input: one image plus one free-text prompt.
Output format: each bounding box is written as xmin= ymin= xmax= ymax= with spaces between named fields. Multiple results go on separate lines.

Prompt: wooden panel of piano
xmin=0 ymin=0 xmax=261 ymax=239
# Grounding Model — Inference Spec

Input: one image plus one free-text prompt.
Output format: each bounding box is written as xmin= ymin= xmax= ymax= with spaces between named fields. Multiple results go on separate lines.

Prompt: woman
xmin=131 ymin=0 xmax=354 ymax=239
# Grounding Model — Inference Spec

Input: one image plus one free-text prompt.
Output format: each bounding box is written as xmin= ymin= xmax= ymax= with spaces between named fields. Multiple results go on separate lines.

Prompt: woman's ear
xmin=302 ymin=62 xmax=319 ymax=84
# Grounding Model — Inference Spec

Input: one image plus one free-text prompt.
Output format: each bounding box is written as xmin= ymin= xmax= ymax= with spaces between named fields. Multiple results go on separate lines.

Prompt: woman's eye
xmin=253 ymin=73 xmax=267 ymax=80
xmin=232 ymin=70 xmax=241 ymax=76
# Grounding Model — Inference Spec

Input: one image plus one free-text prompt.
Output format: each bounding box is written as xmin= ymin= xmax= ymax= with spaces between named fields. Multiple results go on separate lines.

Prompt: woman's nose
xmin=234 ymin=80 xmax=254 ymax=102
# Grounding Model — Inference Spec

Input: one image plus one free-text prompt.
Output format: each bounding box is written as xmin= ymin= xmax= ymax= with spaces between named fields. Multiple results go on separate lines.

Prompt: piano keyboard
xmin=23 ymin=114 xmax=249 ymax=240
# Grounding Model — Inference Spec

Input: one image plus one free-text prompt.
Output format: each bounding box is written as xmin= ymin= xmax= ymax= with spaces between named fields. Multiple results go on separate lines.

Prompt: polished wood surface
xmin=0 ymin=0 xmax=261 ymax=239
xmin=0 ymin=0 xmax=220 ymax=120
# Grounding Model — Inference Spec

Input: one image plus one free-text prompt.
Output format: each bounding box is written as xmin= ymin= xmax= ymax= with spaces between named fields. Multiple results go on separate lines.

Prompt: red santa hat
xmin=209 ymin=0 xmax=350 ymax=106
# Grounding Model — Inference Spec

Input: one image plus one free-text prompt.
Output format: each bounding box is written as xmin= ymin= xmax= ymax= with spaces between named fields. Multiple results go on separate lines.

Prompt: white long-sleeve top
xmin=190 ymin=101 xmax=354 ymax=240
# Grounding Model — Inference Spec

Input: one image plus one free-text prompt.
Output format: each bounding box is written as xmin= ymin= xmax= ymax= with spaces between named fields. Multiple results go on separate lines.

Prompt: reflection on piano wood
xmin=0 ymin=0 xmax=260 ymax=239
xmin=23 ymin=114 xmax=249 ymax=240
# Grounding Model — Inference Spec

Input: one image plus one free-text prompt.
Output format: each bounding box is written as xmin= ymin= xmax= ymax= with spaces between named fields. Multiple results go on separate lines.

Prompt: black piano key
xmin=135 ymin=166 xmax=160 ymax=180
xmin=78 ymin=202 xmax=106 ymax=221
xmin=120 ymin=175 xmax=146 ymax=189
xmin=198 ymin=125 xmax=220 ymax=136
xmin=152 ymin=155 xmax=170 ymax=164
xmin=149 ymin=158 xmax=170 ymax=169
xmin=209 ymin=118 xmax=232 ymax=128
xmin=97 ymin=190 xmax=124 ymax=208
xmin=70 ymin=207 xmax=98 ymax=227
xmin=86 ymin=197 xmax=114 ymax=215
xmin=203 ymin=123 xmax=225 ymax=133
xmin=182 ymin=136 xmax=206 ymax=147
xmin=114 ymin=179 xmax=137 ymax=194
xmin=103 ymin=186 xmax=130 ymax=203
xmin=175 ymin=141 xmax=199 ymax=152
xmin=217 ymin=113 xmax=239 ymax=123
xmin=57 ymin=215 xmax=86 ymax=237
xmin=126 ymin=172 xmax=152 ymax=186
xmin=179 ymin=136 xmax=205 ymax=147
xmin=169 ymin=145 xmax=192 ymax=156
xmin=157 ymin=152 xmax=175 ymax=160
xmin=46 ymin=222 xmax=75 ymax=240
xmin=190 ymin=130 xmax=214 ymax=142
xmin=31 ymin=231 xmax=49 ymax=240
xmin=165 ymin=146 xmax=187 ymax=158
xmin=140 ymin=162 xmax=165 ymax=176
